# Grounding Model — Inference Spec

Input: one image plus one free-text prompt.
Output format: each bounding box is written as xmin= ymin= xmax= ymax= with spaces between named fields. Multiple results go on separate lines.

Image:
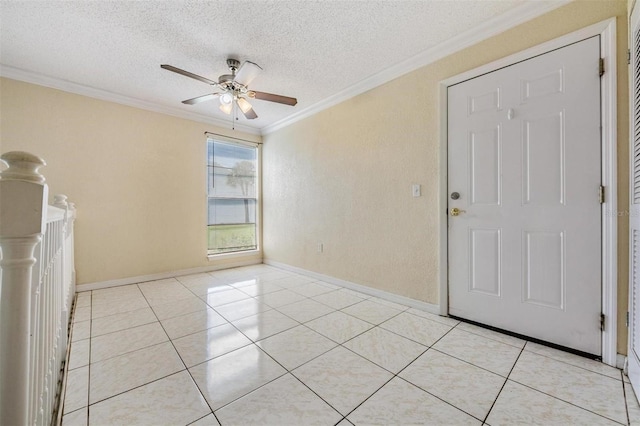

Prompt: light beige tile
xmin=226 ymin=277 xmax=259 ymax=288
xmin=293 ymin=346 xmax=393 ymax=415
xmin=347 ymin=377 xmax=479 ymax=425
xmin=247 ymin=270 xmax=290 ymax=283
xmin=90 ymin=322 xmax=167 ymax=363
xmin=232 ymin=309 xmax=298 ymax=341
xmin=89 ymin=341 xmax=184 ymax=404
xmin=89 ymin=371 xmax=210 ymax=426
xmin=62 ymin=407 xmax=87 ymax=426
xmin=213 ymin=297 xmax=272 ymax=322
xmin=524 ymin=341 xmax=621 ymax=379
xmin=257 ymin=289 xmax=307 ymax=308
xmin=270 ymin=275 xmax=316 ymax=289
xmin=172 ymin=323 xmax=252 ymax=367
xmin=400 ymin=349 xmax=505 ymax=420
xmin=161 ymin=308 xmax=227 ymax=340
xmin=340 ymin=288 xmax=371 ymax=299
xmin=199 ymin=288 xmax=252 ymax=307
xmin=151 ymin=297 xmax=209 ymax=321
xmin=367 ymin=296 xmax=409 ymax=311
xmin=176 ymin=273 xmax=228 ymax=294
xmin=312 ymin=289 xmax=365 ymax=310
xmin=71 ymin=320 xmax=90 ymax=342
xmin=189 ymin=345 xmax=286 ymax=410
xmin=487 ymin=380 xmax=620 ymax=426
xmin=63 ymin=366 xmax=88 ymax=414
xmin=342 ymin=300 xmax=401 ymax=325
xmin=75 ymin=293 xmax=91 ymax=308
xmin=289 ymin=282 xmax=336 ymax=297
xmin=433 ymin=328 xmax=521 ymax=377
xmin=216 ymin=373 xmax=342 ymax=425
xmin=73 ymin=306 xmax=91 ymax=323
xmin=258 ymin=325 xmax=337 ymax=370
xmin=189 ymin=414 xmax=220 ymax=426
xmin=90 ymin=307 xmax=157 ymax=337
xmin=344 ymin=327 xmax=426 ymax=373
xmin=91 ymin=286 xmax=149 ymax=319
xmin=306 ymin=311 xmax=373 ymax=344
xmin=457 ymin=322 xmax=525 ymax=348
xmin=91 ymin=297 xmax=149 ymax=319
xmin=138 ymin=278 xmax=195 ymax=306
xmin=277 ymin=298 xmax=335 ymax=323
xmin=237 ymin=281 xmax=285 ymax=296
xmin=510 ymin=350 xmax=627 ymax=424
xmin=68 ymin=338 xmax=90 ymax=370
xmin=380 ymin=311 xmax=452 ymax=346
xmin=91 ymin=285 xmax=143 ymax=305
xmin=625 ymin=381 xmax=640 ymax=425
xmin=407 ymin=308 xmax=461 ymax=327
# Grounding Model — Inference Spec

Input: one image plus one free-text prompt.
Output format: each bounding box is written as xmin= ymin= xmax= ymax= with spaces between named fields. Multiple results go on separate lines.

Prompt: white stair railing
xmin=0 ymin=151 xmax=76 ymax=426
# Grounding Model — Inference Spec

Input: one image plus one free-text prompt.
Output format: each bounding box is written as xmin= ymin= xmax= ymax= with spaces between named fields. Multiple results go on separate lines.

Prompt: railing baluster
xmin=0 ymin=152 xmax=76 ymax=425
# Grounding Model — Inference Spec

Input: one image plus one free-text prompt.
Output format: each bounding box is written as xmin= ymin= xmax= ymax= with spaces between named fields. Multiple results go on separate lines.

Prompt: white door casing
xmin=628 ymin=2 xmax=640 ymax=397
xmin=448 ymin=36 xmax=602 ymax=355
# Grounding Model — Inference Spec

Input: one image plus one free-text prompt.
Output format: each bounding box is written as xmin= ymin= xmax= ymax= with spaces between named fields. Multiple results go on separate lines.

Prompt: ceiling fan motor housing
xmin=226 ymin=58 xmax=241 ymax=72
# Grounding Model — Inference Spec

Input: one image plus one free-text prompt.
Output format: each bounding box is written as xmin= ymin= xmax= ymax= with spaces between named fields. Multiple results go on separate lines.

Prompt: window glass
xmin=207 ymin=138 xmax=258 ymax=254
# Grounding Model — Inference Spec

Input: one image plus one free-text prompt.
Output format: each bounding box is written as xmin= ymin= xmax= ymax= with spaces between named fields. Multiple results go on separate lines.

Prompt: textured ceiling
xmin=1 ymin=1 xmax=552 ymax=133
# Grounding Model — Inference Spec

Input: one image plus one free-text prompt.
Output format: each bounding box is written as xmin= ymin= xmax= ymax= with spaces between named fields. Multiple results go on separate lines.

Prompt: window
xmin=207 ymin=137 xmax=259 ymax=255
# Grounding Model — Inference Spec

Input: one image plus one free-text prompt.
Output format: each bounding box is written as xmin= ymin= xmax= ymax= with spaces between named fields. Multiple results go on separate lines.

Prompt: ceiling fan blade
xmin=234 ymin=61 xmax=262 ymax=86
xmin=237 ymin=98 xmax=258 ymax=119
xmin=182 ymin=93 xmax=220 ymax=105
xmin=249 ymin=91 xmax=297 ymax=106
xmin=160 ymin=64 xmax=218 ymax=86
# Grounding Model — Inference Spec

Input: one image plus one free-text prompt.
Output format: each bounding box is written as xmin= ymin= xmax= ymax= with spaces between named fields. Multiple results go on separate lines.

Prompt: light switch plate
xmin=412 ymin=184 xmax=421 ymax=197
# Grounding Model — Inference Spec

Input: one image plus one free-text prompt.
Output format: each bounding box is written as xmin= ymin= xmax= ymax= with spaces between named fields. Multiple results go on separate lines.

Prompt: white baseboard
xmin=76 ymin=258 xmax=262 ymax=292
xmin=618 ymin=354 xmax=627 ymax=371
xmin=264 ymin=259 xmax=440 ymax=315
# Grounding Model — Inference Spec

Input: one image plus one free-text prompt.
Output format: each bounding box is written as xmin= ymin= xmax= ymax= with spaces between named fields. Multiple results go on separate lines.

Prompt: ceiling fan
xmin=161 ymin=58 xmax=297 ymax=120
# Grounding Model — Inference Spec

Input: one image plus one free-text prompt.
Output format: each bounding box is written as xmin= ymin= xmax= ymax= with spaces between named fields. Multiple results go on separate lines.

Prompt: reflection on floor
xmin=62 ymin=264 xmax=639 ymax=425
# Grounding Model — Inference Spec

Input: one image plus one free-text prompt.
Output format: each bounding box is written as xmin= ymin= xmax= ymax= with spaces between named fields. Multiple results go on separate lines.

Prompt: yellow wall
xmin=0 ymin=79 xmax=262 ymax=286
xmin=262 ymin=1 xmax=630 ymax=353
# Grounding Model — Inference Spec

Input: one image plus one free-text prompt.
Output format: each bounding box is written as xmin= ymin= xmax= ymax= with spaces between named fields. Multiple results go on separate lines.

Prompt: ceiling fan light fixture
xmin=219 ymin=92 xmax=233 ymax=105
xmin=219 ymin=102 xmax=232 ymax=115
xmin=236 ymin=97 xmax=253 ymax=114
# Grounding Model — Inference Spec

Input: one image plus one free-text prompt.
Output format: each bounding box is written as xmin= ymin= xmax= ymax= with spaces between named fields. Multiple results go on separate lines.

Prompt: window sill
xmin=207 ymin=249 xmax=262 ymax=261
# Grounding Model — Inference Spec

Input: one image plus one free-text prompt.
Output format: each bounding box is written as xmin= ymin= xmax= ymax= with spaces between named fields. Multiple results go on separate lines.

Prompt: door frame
xmin=438 ymin=18 xmax=618 ymax=366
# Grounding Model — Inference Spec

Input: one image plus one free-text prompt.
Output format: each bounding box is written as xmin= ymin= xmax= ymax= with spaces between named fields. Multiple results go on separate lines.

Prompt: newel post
xmin=0 ymin=151 xmax=48 ymax=425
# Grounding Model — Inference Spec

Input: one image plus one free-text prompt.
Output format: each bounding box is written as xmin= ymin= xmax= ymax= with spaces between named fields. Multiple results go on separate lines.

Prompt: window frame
xmin=205 ymin=135 xmax=262 ymax=258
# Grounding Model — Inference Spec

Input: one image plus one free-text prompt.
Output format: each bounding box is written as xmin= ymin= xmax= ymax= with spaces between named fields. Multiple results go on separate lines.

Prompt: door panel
xmin=448 ymin=36 xmax=601 ymax=355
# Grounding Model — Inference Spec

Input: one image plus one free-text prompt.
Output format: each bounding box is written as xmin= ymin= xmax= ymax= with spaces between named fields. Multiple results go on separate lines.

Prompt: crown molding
xmin=0 ymin=65 xmax=262 ymax=136
xmin=261 ymin=0 xmax=571 ymax=135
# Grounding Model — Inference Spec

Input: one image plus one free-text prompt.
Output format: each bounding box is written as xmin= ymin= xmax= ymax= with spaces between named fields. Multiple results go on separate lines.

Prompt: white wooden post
xmin=0 ymin=151 xmax=48 ymax=425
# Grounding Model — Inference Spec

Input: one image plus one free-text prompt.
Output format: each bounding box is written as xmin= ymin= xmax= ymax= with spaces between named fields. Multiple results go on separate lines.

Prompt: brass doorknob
xmin=450 ymin=207 xmax=465 ymax=216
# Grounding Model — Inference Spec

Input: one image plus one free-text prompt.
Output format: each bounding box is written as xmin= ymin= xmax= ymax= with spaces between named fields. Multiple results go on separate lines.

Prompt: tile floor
xmin=62 ymin=264 xmax=640 ymax=425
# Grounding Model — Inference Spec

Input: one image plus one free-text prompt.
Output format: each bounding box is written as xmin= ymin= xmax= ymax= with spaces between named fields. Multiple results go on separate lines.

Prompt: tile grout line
xmin=85 ymin=291 xmax=93 ymax=425
xmin=494 ymin=343 xmax=627 ymax=426
xmin=480 ymin=340 xmax=527 ymax=425
xmin=622 ymin=370 xmax=631 ymax=426
xmin=137 ymin=281 xmax=222 ymax=424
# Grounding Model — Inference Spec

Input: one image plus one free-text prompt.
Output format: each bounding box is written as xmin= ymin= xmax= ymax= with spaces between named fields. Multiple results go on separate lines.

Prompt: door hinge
xmin=599 ymin=185 xmax=605 ymax=204
xmin=629 ymin=49 xmax=632 ymax=65
xmin=601 ymin=313 xmax=606 ymax=331
xmin=627 ymin=311 xmax=630 ymax=328
xmin=599 ymin=58 xmax=605 ymax=77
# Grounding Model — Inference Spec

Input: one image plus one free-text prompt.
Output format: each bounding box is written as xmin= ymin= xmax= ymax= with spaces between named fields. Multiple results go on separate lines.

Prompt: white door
xmin=628 ymin=3 xmax=640 ymax=397
xmin=448 ymin=36 xmax=602 ymax=355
